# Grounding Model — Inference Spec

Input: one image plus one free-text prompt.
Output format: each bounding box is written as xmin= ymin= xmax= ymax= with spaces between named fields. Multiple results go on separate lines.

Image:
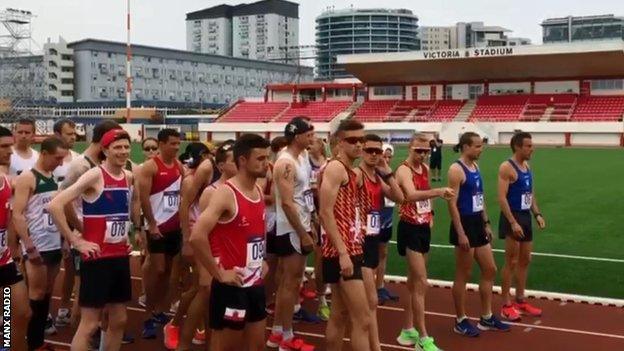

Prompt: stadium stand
xmin=469 ymin=95 xmax=530 ymax=121
xmin=219 ymin=101 xmax=289 ymax=122
xmin=570 ymin=95 xmax=624 ymax=121
xmin=353 ymin=100 xmax=399 ymax=122
xmin=275 ymin=101 xmax=352 ymax=122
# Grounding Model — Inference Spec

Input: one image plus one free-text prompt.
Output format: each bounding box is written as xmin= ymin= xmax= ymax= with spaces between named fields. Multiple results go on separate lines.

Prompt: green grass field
xmin=75 ymin=142 xmax=624 ymax=299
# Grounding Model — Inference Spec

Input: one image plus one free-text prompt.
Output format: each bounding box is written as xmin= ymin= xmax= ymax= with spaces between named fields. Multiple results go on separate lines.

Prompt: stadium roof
xmin=337 ymin=41 xmax=624 ymax=85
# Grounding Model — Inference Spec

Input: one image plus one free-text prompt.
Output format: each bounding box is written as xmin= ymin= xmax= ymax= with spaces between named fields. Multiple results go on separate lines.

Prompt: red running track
xmin=44 ymin=256 xmax=624 ymax=350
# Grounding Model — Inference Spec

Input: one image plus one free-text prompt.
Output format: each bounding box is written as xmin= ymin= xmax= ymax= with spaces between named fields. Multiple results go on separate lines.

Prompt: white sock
xmin=318 ymin=295 xmax=327 ymax=306
xmin=293 ymin=304 xmax=301 ymax=313
xmin=272 ymin=325 xmax=283 ymax=335
xmin=99 ymin=330 xmax=106 ymax=351
xmin=456 ymin=316 xmax=467 ymax=323
xmin=482 ymin=313 xmax=492 ymax=320
xmin=403 ymin=327 xmax=416 ymax=333
xmin=58 ymin=308 xmax=69 ymax=316
xmin=283 ymin=329 xmax=294 ymax=341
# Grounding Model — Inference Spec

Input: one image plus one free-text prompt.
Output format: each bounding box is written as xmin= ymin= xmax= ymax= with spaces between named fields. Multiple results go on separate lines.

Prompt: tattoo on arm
xmin=283 ymin=164 xmax=292 ymax=180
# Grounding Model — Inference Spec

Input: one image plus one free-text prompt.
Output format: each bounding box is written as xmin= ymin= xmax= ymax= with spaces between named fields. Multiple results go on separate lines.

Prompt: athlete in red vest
xmin=0 ymin=126 xmax=30 ymax=351
xmin=49 ymin=129 xmax=141 ymax=351
xmin=190 ymin=134 xmax=270 ymax=351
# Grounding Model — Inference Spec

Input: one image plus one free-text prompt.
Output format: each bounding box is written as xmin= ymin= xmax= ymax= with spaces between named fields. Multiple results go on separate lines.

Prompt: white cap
xmin=382 ymin=143 xmax=394 ymax=155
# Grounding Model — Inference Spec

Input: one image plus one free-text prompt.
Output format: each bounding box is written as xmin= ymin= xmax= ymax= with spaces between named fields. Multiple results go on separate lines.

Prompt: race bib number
xmin=472 ymin=194 xmax=484 ymax=212
xmin=246 ymin=237 xmax=264 ymax=268
xmin=384 ymin=197 xmax=396 ymax=208
xmin=416 ymin=199 xmax=432 ymax=214
xmin=43 ymin=210 xmax=55 ymax=231
xmin=0 ymin=229 xmax=7 ymax=250
xmin=163 ymin=190 xmax=180 ymax=212
xmin=104 ymin=215 xmax=130 ymax=244
xmin=303 ymin=189 xmax=315 ymax=212
xmin=366 ymin=211 xmax=380 ymax=236
xmin=521 ymin=193 xmax=533 ymax=211
xmin=310 ymin=170 xmax=319 ymax=187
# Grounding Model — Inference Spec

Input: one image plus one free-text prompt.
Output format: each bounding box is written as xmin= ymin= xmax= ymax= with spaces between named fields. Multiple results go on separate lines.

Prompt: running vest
xmin=0 ymin=176 xmax=13 ymax=266
xmin=9 ymin=148 xmax=39 ymax=177
xmin=275 ymin=151 xmax=313 ymax=236
xmin=399 ymin=162 xmax=433 ymax=225
xmin=24 ymin=169 xmax=61 ymax=253
xmin=361 ymin=169 xmax=383 ymax=237
xmin=320 ymin=160 xmax=363 ymax=258
xmin=209 ymin=181 xmax=265 ymax=287
xmin=456 ymin=160 xmax=484 ymax=216
xmin=82 ymin=167 xmax=131 ymax=260
xmin=264 ymin=163 xmax=276 ymax=233
xmin=507 ymin=159 xmax=533 ymax=212
xmin=309 ymin=156 xmax=325 ymax=190
xmin=53 ymin=150 xmax=80 ymax=183
xmin=149 ymin=156 xmax=182 ymax=233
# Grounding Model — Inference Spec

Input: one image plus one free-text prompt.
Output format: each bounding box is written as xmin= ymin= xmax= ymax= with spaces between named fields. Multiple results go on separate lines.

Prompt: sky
xmin=6 ymin=0 xmax=624 ymax=54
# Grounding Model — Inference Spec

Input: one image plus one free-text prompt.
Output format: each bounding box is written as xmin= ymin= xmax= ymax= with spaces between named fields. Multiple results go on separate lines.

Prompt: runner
xmin=13 ymin=136 xmax=68 ymax=350
xmin=0 ymin=126 xmax=30 ymax=351
xmin=498 ymin=132 xmax=546 ymax=321
xmin=138 ymin=128 xmax=183 ymax=339
xmin=377 ymin=143 xmax=400 ymax=304
xmin=10 ymin=118 xmax=39 ymax=177
xmin=319 ymin=119 xmax=371 ymax=351
xmin=354 ymin=133 xmax=403 ymax=351
xmin=447 ymin=132 xmax=510 ymax=337
xmin=267 ymin=117 xmax=317 ymax=351
xmin=49 ymin=128 xmax=141 ymax=351
xmin=429 ymin=133 xmax=443 ymax=182
xmin=394 ymin=133 xmax=454 ymax=351
xmin=163 ymin=142 xmax=210 ymax=350
xmin=52 ymin=118 xmax=80 ymax=329
xmin=189 ymin=134 xmax=270 ymax=351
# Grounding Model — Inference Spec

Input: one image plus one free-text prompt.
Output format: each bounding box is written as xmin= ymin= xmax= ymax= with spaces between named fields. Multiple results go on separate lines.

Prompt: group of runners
xmin=0 ymin=116 xmax=546 ymax=351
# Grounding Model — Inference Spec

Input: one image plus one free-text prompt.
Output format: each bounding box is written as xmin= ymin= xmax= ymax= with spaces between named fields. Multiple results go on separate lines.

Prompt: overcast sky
xmin=7 ymin=0 xmax=624 ymax=53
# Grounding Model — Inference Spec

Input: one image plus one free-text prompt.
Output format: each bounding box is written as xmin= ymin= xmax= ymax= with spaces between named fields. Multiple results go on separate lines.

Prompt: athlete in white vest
xmin=52 ymin=118 xmax=80 ymax=184
xmin=10 ymin=118 xmax=39 ymax=177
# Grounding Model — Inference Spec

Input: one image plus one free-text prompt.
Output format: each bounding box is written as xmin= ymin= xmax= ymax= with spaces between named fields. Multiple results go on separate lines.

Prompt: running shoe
xmin=317 ymin=304 xmax=330 ymax=321
xmin=44 ymin=314 xmax=57 ymax=335
xmin=55 ymin=308 xmax=71 ymax=327
xmin=454 ymin=318 xmax=480 ymax=337
xmin=501 ymin=304 xmax=521 ymax=321
xmin=279 ymin=337 xmax=315 ymax=351
xmin=142 ymin=319 xmax=157 ymax=339
xmin=377 ymin=288 xmax=390 ymax=305
xmin=382 ymin=287 xmax=400 ymax=301
xmin=192 ymin=329 xmax=206 ymax=345
xmin=151 ymin=312 xmax=171 ymax=325
xmin=163 ymin=322 xmax=180 ymax=350
xmin=138 ymin=294 xmax=146 ymax=307
xmin=478 ymin=315 xmax=511 ymax=332
xmin=514 ymin=301 xmax=542 ymax=317
xmin=121 ymin=332 xmax=135 ymax=344
xmin=300 ymin=287 xmax=317 ymax=300
xmin=266 ymin=332 xmax=283 ymax=348
xmin=418 ymin=336 xmax=442 ymax=351
xmin=396 ymin=328 xmax=419 ymax=346
xmin=293 ymin=307 xmax=321 ymax=323
xmin=169 ymin=300 xmax=180 ymax=314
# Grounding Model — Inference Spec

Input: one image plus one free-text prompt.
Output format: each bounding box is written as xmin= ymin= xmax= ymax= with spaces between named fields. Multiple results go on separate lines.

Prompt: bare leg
xmin=474 ymin=244 xmax=497 ymax=317
xmin=362 ymin=267 xmax=381 ymax=351
xmin=501 ymin=237 xmax=520 ymax=305
xmin=339 ymin=279 xmax=371 ymax=351
xmin=452 ymin=247 xmax=474 ymax=319
xmin=103 ymin=304 xmax=127 ymax=351
xmin=406 ymin=250 xmax=429 ymax=337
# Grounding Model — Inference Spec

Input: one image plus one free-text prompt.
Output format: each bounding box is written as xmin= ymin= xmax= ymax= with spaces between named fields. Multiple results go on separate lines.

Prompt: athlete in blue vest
xmin=447 ymin=132 xmax=510 ymax=337
xmin=498 ymin=132 xmax=546 ymax=322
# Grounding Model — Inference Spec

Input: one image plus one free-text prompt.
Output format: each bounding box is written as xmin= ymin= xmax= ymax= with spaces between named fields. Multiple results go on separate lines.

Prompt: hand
xmin=485 ymin=223 xmax=493 ymax=242
xmin=148 ymin=222 xmax=163 ymax=239
xmin=310 ymin=226 xmax=319 ymax=247
xmin=73 ymin=238 xmax=101 ymax=259
xmin=25 ymin=245 xmax=43 ymax=265
xmin=261 ymin=261 xmax=269 ymax=279
xmin=511 ymin=222 xmax=524 ymax=239
xmin=457 ymin=233 xmax=470 ymax=251
xmin=300 ymin=232 xmax=314 ymax=255
xmin=61 ymin=240 xmax=71 ymax=259
xmin=217 ymin=268 xmax=244 ymax=287
xmin=437 ymin=187 xmax=455 ymax=200
xmin=126 ymin=243 xmax=133 ymax=254
xmin=536 ymin=215 xmax=546 ymax=229
xmin=338 ymin=252 xmax=353 ymax=277
xmin=376 ymin=157 xmax=392 ymax=174
xmin=135 ymin=229 xmax=146 ymax=252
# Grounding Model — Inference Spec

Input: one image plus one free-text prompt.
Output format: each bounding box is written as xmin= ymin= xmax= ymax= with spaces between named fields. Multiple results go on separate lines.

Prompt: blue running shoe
xmin=381 ymin=287 xmax=399 ymax=301
xmin=377 ymin=288 xmax=390 ymax=305
xmin=151 ymin=312 xmax=171 ymax=325
xmin=293 ymin=307 xmax=321 ymax=323
xmin=454 ymin=318 xmax=480 ymax=337
xmin=142 ymin=319 xmax=157 ymax=339
xmin=122 ymin=332 xmax=135 ymax=344
xmin=478 ymin=315 xmax=511 ymax=332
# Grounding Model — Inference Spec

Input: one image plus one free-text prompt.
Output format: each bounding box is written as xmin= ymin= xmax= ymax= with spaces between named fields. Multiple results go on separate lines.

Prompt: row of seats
xmin=276 ymin=101 xmax=352 ymax=122
xmin=219 ymin=102 xmax=289 ymax=122
xmin=570 ymin=96 xmax=624 ymax=121
xmin=354 ymin=100 xmax=464 ymax=122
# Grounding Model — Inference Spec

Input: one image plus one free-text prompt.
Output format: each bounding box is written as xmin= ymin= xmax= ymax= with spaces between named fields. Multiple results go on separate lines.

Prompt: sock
xmin=420 ymin=336 xmax=430 ymax=342
xmin=456 ymin=316 xmax=467 ymax=323
xmin=403 ymin=327 xmax=416 ymax=334
xmin=58 ymin=307 xmax=70 ymax=316
xmin=99 ymin=330 xmax=106 ymax=351
xmin=283 ymin=329 xmax=294 ymax=341
xmin=271 ymin=325 xmax=283 ymax=335
xmin=28 ymin=298 xmax=47 ymax=349
xmin=318 ymin=295 xmax=327 ymax=306
xmin=482 ymin=313 xmax=493 ymax=320
xmin=293 ymin=304 xmax=301 ymax=314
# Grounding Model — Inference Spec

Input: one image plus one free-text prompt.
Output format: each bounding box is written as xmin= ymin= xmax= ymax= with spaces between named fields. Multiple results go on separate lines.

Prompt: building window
xmin=374 ymin=86 xmax=402 ymax=96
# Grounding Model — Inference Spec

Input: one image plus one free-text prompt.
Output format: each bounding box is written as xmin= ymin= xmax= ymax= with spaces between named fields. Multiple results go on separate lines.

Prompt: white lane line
xmin=45 ymin=339 xmax=71 ymax=347
xmin=388 ymin=241 xmax=624 ymax=263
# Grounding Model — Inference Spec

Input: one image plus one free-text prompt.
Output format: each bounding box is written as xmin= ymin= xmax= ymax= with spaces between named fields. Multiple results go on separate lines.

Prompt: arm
xmin=318 ymin=162 xmax=350 ymax=264
xmin=274 ymin=160 xmax=309 ymax=239
xmin=49 ymin=169 xmax=102 ymax=257
xmin=137 ymin=160 xmax=159 ymax=236
xmin=6 ymin=211 xmax=20 ymax=262
xmin=530 ymin=166 xmax=546 ymax=229
xmin=497 ymin=163 xmax=523 ymax=238
xmin=12 ymin=174 xmax=36 ymax=255
xmin=396 ymin=165 xmax=447 ymax=202
xmin=60 ymin=161 xmax=88 ymax=233
xmin=180 ymin=160 xmax=212 ymax=242
xmin=198 ymin=186 xmax=215 ymax=213
xmin=128 ymin=171 xmax=142 ymax=240
xmin=447 ymin=164 xmax=469 ymax=251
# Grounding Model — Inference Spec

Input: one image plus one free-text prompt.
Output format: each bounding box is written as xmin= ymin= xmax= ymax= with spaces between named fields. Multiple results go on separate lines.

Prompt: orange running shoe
xmin=514 ymin=301 xmax=542 ymax=317
xmin=501 ymin=304 xmax=521 ymax=321
xmin=300 ymin=287 xmax=317 ymax=300
xmin=266 ymin=332 xmax=283 ymax=348
xmin=279 ymin=337 xmax=315 ymax=351
xmin=163 ymin=322 xmax=180 ymax=350
xmin=192 ymin=329 xmax=206 ymax=345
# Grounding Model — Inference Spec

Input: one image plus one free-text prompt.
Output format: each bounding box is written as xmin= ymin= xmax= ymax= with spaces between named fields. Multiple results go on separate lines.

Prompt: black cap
xmin=285 ymin=117 xmax=314 ymax=138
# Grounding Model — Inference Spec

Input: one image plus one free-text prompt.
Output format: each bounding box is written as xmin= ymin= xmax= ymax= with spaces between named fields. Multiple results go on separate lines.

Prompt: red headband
xmin=100 ymin=128 xmax=129 ymax=148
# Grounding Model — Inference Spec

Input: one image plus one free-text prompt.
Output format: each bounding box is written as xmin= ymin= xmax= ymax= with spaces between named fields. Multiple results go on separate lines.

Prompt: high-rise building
xmin=419 ymin=26 xmax=451 ymax=51
xmin=186 ymin=0 xmax=299 ymax=63
xmin=43 ymin=37 xmax=74 ymax=103
xmin=420 ymin=22 xmax=530 ymax=50
xmin=542 ymin=14 xmax=624 ymax=43
xmin=316 ymin=8 xmax=419 ymax=79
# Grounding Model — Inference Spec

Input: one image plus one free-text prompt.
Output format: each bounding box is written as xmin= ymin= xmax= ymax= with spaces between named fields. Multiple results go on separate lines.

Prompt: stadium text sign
xmin=423 ymin=47 xmax=515 ymax=59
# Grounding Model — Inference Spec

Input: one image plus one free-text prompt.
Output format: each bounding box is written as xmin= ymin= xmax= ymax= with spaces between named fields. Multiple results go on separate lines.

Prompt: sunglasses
xmin=343 ymin=136 xmax=366 ymax=145
xmin=143 ymin=146 xmax=157 ymax=152
xmin=363 ymin=147 xmax=383 ymax=155
xmin=412 ymin=148 xmax=430 ymax=154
